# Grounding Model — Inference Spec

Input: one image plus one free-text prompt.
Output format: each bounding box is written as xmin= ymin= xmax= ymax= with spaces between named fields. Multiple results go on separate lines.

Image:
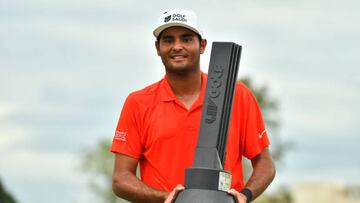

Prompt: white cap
xmin=153 ymin=8 xmax=203 ymax=38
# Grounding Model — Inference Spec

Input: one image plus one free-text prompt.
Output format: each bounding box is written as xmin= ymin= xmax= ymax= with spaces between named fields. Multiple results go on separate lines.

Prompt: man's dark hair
xmin=156 ymin=31 xmax=203 ymax=46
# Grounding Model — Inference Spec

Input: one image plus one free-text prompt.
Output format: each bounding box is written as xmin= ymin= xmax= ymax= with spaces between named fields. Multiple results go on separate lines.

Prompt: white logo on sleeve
xmin=258 ymin=130 xmax=266 ymax=139
xmin=114 ymin=131 xmax=127 ymax=141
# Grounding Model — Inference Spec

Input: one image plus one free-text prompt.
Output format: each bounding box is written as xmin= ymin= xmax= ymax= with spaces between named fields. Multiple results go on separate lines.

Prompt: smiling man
xmin=155 ymin=25 xmax=206 ymax=110
xmin=111 ymin=8 xmax=275 ymax=203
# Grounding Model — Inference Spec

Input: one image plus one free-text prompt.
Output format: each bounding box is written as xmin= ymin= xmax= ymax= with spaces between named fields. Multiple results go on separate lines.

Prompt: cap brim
xmin=153 ymin=23 xmax=201 ymax=38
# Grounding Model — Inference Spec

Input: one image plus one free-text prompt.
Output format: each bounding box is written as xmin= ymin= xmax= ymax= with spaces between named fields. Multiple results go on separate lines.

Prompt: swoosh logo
xmin=258 ymin=130 xmax=266 ymax=139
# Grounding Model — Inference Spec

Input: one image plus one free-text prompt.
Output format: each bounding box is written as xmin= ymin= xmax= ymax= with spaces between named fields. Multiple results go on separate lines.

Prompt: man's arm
xmin=112 ymin=153 xmax=169 ymax=203
xmin=244 ymin=147 xmax=276 ymax=200
xmin=227 ymin=147 xmax=275 ymax=202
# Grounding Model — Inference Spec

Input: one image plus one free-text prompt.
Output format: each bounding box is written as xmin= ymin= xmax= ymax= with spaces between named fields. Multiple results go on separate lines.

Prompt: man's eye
xmin=162 ymin=38 xmax=173 ymax=43
xmin=182 ymin=37 xmax=193 ymax=42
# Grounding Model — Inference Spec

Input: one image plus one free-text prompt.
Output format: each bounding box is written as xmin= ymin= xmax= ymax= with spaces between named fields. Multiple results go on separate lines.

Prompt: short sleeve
xmin=110 ymin=94 xmax=143 ymax=159
xmin=239 ymin=84 xmax=270 ymax=159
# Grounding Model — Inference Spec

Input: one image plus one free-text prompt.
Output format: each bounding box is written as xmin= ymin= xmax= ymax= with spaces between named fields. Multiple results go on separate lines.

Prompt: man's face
xmin=156 ymin=26 xmax=206 ymax=74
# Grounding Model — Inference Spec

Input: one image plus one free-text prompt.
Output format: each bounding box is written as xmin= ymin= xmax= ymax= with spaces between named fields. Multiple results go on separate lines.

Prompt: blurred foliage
xmin=0 ymin=178 xmax=17 ymax=203
xmin=81 ymin=139 xmax=128 ymax=203
xmin=81 ymin=76 xmax=291 ymax=202
xmin=240 ymin=76 xmax=289 ymax=163
xmin=253 ymin=187 xmax=292 ymax=203
xmin=240 ymin=76 xmax=292 ymax=203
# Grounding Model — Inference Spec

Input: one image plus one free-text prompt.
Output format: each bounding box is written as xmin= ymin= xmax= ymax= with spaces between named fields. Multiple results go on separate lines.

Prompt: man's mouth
xmin=171 ymin=55 xmax=187 ymax=61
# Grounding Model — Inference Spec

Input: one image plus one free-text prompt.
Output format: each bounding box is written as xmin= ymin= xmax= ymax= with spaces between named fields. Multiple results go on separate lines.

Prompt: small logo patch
xmin=114 ymin=131 xmax=126 ymax=141
xmin=218 ymin=172 xmax=232 ymax=191
xmin=164 ymin=15 xmax=171 ymax=23
xmin=258 ymin=130 xmax=266 ymax=139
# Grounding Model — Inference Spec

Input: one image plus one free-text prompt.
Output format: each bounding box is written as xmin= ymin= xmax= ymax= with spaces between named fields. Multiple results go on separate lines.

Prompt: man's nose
xmin=172 ymin=39 xmax=183 ymax=51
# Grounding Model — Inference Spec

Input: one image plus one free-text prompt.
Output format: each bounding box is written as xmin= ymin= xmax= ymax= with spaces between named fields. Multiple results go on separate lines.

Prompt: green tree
xmin=240 ymin=76 xmax=292 ymax=203
xmin=240 ymin=76 xmax=286 ymax=163
xmin=81 ymin=139 xmax=128 ymax=203
xmin=0 ymin=178 xmax=17 ymax=203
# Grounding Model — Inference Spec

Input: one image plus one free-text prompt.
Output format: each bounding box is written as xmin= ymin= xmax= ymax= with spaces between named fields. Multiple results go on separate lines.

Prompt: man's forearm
xmin=244 ymin=149 xmax=276 ymax=200
xmin=112 ymin=171 xmax=169 ymax=203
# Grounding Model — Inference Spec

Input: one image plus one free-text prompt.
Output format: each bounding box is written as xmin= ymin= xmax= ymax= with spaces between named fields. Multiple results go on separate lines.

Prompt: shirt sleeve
xmin=110 ymin=94 xmax=143 ymax=159
xmin=239 ymin=84 xmax=270 ymax=159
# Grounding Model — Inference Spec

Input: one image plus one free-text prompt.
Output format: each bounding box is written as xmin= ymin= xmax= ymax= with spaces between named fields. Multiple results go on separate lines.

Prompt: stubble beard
xmin=162 ymin=56 xmax=200 ymax=77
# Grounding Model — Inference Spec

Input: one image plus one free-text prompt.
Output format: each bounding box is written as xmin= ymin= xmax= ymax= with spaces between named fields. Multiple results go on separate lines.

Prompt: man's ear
xmin=155 ymin=41 xmax=160 ymax=56
xmin=200 ymin=39 xmax=207 ymax=54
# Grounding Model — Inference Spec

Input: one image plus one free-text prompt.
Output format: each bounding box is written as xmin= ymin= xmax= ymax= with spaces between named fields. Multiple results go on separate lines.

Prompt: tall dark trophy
xmin=174 ymin=42 xmax=242 ymax=203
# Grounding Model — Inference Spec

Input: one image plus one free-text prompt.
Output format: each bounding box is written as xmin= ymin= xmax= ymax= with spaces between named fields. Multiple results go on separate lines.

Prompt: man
xmin=111 ymin=8 xmax=275 ymax=203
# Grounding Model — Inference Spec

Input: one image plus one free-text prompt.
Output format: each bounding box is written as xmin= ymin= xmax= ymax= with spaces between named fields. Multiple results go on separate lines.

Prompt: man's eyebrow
xmin=160 ymin=33 xmax=194 ymax=41
xmin=181 ymin=33 xmax=195 ymax=38
xmin=161 ymin=35 xmax=174 ymax=40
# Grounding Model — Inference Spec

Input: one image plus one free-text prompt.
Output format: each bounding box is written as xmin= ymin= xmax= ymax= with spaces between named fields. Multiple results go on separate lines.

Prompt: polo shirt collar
xmin=159 ymin=72 xmax=207 ymax=106
xmin=159 ymin=76 xmax=177 ymax=102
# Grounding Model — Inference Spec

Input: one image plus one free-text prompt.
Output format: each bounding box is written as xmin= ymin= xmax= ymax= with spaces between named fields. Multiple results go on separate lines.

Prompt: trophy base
xmin=175 ymin=189 xmax=235 ymax=203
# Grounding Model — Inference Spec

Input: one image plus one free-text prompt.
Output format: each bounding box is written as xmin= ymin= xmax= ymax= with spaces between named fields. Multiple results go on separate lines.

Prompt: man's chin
xmin=165 ymin=66 xmax=195 ymax=75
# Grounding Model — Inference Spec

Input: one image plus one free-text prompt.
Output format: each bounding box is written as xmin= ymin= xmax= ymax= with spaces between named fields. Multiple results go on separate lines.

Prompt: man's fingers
xmin=164 ymin=184 xmax=184 ymax=203
xmin=172 ymin=184 xmax=185 ymax=200
xmin=226 ymin=188 xmax=246 ymax=203
xmin=226 ymin=189 xmax=239 ymax=200
xmin=174 ymin=184 xmax=185 ymax=191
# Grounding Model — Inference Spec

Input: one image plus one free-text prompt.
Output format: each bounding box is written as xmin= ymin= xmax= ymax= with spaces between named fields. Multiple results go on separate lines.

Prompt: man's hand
xmin=227 ymin=188 xmax=247 ymax=203
xmin=164 ymin=184 xmax=185 ymax=203
xmin=164 ymin=186 xmax=248 ymax=203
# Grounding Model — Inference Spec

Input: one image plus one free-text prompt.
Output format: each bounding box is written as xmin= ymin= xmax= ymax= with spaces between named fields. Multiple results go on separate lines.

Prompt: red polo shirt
xmin=111 ymin=72 xmax=269 ymax=192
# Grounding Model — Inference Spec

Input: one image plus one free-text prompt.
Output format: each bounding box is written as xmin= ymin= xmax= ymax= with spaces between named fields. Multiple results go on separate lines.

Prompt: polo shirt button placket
xmin=185 ymin=113 xmax=195 ymax=131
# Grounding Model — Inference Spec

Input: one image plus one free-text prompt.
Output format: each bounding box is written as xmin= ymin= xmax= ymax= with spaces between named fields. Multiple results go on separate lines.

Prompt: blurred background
xmin=1 ymin=0 xmax=359 ymax=202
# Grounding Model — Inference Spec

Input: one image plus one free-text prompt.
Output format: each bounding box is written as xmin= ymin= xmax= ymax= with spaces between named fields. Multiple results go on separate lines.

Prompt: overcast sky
xmin=1 ymin=0 xmax=359 ymax=202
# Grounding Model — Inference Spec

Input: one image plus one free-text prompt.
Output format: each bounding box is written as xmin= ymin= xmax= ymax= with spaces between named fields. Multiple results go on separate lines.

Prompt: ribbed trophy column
xmin=175 ymin=42 xmax=242 ymax=203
